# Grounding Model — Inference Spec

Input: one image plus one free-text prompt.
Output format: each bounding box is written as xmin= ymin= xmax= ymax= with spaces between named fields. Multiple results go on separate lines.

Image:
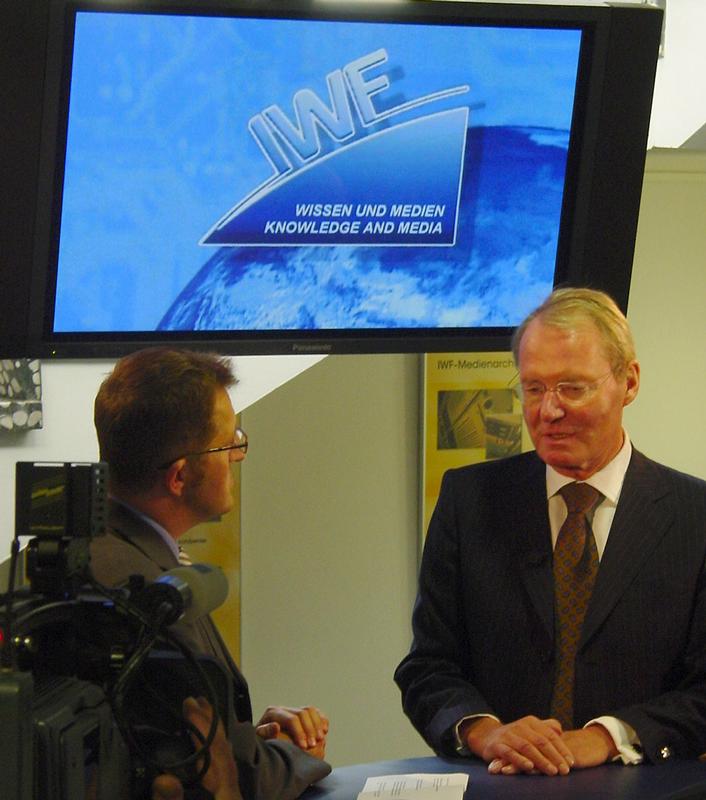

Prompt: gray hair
xmin=511 ymin=287 xmax=636 ymax=375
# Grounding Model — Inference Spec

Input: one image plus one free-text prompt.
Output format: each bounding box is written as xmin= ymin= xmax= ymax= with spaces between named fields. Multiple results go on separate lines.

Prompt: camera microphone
xmin=135 ymin=564 xmax=229 ymax=626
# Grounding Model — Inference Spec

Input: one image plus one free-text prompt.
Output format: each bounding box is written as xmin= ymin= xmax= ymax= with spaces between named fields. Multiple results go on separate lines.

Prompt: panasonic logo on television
xmin=291 ymin=343 xmax=333 ymax=353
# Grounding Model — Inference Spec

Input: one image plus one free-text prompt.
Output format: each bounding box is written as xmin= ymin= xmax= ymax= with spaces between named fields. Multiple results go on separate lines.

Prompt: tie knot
xmin=559 ymin=482 xmax=601 ymax=514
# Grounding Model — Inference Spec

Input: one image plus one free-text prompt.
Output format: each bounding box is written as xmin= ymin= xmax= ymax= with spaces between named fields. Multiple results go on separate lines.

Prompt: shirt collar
xmin=546 ymin=431 xmax=632 ymax=503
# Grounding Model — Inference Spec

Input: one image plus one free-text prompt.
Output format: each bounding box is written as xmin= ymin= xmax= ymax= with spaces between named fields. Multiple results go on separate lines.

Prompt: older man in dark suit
xmin=90 ymin=347 xmax=330 ymax=799
xmin=395 ymin=287 xmax=706 ymax=777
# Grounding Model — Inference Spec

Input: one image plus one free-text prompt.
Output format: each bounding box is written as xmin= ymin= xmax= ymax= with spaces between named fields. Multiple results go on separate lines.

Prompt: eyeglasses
xmin=519 ymin=373 xmax=612 ymax=407
xmin=158 ymin=428 xmax=248 ymax=469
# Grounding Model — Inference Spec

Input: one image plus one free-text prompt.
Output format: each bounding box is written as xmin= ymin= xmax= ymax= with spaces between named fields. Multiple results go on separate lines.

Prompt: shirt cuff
xmin=453 ymin=714 xmax=501 ymax=755
xmin=585 ymin=716 xmax=643 ymax=765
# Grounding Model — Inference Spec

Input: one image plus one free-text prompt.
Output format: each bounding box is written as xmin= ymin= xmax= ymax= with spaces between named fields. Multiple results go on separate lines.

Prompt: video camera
xmin=1 ymin=462 xmax=234 ymax=800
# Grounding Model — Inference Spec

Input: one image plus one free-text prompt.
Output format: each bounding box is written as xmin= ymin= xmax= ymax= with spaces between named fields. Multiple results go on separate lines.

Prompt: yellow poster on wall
xmin=422 ymin=352 xmax=533 ymax=542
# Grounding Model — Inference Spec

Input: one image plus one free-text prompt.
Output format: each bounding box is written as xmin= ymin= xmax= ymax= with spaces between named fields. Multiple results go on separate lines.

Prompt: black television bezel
xmin=1 ymin=0 xmax=663 ymax=359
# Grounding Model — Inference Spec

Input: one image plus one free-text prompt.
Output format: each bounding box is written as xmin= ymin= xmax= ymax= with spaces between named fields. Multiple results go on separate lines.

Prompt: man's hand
xmin=560 ymin=725 xmax=618 ymax=768
xmin=152 ymin=697 xmax=242 ymax=800
xmin=481 ymin=723 xmax=619 ymax=775
xmin=463 ymin=715 xmax=575 ymax=776
xmin=151 ymin=775 xmax=184 ymax=800
xmin=256 ymin=705 xmax=329 ymax=759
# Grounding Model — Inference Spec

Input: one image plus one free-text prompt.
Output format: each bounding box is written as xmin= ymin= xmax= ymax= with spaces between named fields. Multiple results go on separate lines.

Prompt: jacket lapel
xmin=580 ymin=450 xmax=673 ymax=648
xmin=514 ymin=455 xmax=556 ymax=644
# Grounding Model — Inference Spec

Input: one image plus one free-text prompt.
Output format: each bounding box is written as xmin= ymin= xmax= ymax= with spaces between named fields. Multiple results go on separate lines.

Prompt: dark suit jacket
xmin=394 ymin=449 xmax=706 ymax=764
xmin=90 ymin=501 xmax=330 ymax=800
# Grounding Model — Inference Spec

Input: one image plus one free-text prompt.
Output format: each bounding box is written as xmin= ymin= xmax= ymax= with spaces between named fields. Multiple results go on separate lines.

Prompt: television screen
xmin=1 ymin=0 xmax=663 ymax=357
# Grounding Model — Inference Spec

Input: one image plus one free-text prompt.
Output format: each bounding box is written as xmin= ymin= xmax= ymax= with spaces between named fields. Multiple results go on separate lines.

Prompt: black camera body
xmin=0 ymin=668 xmax=130 ymax=800
xmin=1 ymin=463 xmax=232 ymax=800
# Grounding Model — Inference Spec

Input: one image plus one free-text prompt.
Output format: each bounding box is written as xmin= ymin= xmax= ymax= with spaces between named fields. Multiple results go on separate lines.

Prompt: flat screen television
xmin=1 ymin=0 xmax=663 ymax=357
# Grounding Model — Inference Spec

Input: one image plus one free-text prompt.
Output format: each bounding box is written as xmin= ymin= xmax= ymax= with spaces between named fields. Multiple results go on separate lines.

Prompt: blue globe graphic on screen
xmin=158 ymin=127 xmax=567 ymax=332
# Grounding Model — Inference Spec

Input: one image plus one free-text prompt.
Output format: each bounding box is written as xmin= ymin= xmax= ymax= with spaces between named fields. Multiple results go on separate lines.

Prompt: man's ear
xmin=163 ymin=458 xmax=188 ymax=497
xmin=623 ymin=360 xmax=640 ymax=407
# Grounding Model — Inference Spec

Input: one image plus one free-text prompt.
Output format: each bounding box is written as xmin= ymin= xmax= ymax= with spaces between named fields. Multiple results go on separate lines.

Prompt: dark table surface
xmin=302 ymin=755 xmax=706 ymax=800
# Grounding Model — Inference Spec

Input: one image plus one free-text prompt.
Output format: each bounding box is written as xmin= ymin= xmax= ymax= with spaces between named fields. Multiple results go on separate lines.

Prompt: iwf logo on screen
xmin=201 ymin=49 xmax=469 ymax=247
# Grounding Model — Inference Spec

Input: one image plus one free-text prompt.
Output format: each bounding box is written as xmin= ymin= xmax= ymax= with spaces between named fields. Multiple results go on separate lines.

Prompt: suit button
xmin=659 ymin=746 xmax=674 ymax=760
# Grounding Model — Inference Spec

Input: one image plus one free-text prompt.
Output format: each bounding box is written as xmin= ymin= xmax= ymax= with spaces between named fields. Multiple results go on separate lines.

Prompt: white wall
xmin=647 ymin=0 xmax=706 ymax=148
xmin=623 ymin=149 xmax=706 ymax=478
xmin=240 ymin=353 xmax=428 ymax=767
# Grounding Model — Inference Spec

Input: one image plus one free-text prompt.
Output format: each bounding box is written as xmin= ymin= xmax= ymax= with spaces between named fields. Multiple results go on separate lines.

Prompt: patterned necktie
xmin=550 ymin=482 xmax=602 ymax=729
